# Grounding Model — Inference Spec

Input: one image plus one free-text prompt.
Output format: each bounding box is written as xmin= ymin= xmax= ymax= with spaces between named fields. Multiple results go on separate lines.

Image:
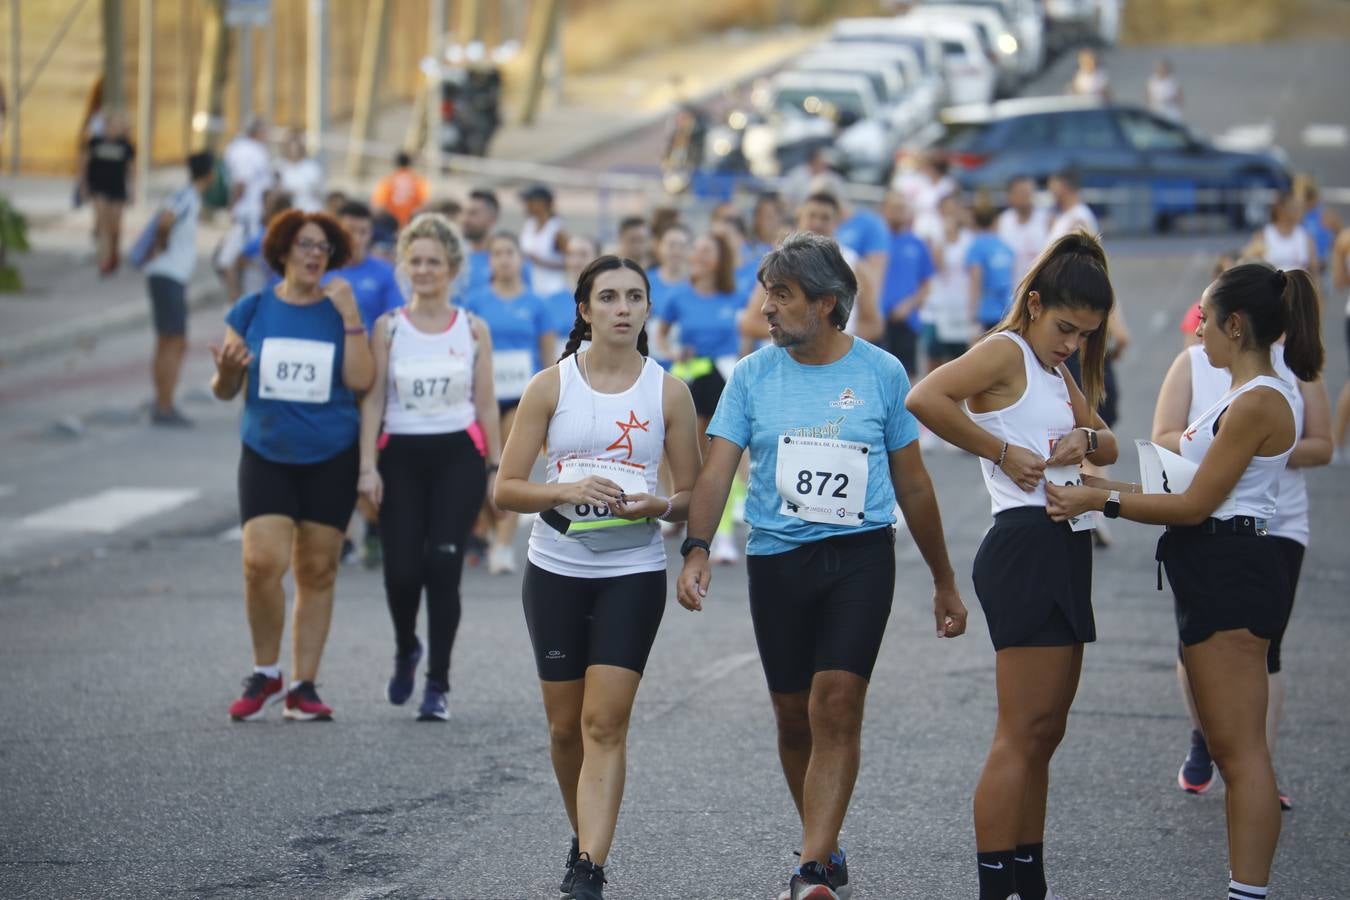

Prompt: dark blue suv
xmin=937 ymin=97 xmax=1290 ymax=231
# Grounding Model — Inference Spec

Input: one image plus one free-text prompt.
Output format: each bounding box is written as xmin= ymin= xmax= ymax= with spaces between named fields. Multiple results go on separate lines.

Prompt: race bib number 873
xmin=258 ymin=337 xmax=335 ymax=403
xmin=775 ymin=435 xmax=870 ymax=527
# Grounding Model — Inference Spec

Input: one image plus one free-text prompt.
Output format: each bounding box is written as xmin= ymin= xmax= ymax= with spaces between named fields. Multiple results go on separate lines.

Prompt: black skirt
xmin=972 ymin=506 xmax=1096 ymax=650
xmin=1157 ymin=527 xmax=1291 ymax=647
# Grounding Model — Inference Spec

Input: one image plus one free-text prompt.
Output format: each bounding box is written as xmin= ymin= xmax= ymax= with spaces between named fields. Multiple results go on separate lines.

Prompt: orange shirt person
xmin=371 ymin=151 xmax=430 ymax=228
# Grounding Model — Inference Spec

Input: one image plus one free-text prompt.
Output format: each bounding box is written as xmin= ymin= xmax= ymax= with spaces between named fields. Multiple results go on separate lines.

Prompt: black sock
xmin=1014 ymin=843 xmax=1047 ymax=900
xmin=977 ymin=849 xmax=1018 ymax=900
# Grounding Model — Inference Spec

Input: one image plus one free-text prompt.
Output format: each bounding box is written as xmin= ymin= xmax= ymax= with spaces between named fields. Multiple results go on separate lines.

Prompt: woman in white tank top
xmin=1049 ymin=263 xmax=1326 ymax=900
xmin=1247 ymin=191 xmax=1318 ymax=276
xmin=907 ymin=232 xmax=1119 ymax=900
xmin=494 ymin=256 xmax=702 ymax=899
xmin=357 ymin=214 xmax=502 ymax=721
xmin=1152 ymin=334 xmax=1333 ymax=809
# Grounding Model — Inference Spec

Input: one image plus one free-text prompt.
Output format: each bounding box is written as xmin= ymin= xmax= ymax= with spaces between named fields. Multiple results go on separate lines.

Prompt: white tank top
xmin=382 ymin=308 xmax=477 ymax=435
xmin=1186 ymin=345 xmax=1307 ymax=543
xmin=1180 ymin=374 xmax=1296 ymax=521
xmin=1260 ymin=224 xmax=1311 ymax=272
xmin=967 ymin=331 xmax=1076 ymax=515
xmin=997 ymin=207 xmax=1050 ymax=285
xmin=521 ymin=216 xmax=568 ymax=296
xmin=527 ymin=353 xmax=668 ymax=578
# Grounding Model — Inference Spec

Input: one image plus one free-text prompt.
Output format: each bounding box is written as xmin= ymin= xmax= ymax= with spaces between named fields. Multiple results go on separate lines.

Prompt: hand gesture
xmin=1045 ymin=483 xmax=1103 ymax=522
xmin=612 ymin=492 xmax=661 ymax=521
xmin=358 ymin=469 xmax=382 ymax=507
xmin=326 ymin=276 xmax=359 ymax=320
xmin=933 ymin=582 xmax=968 ymax=638
xmin=558 ymin=475 xmax=626 ymax=510
xmin=1047 ymin=429 xmax=1089 ymax=467
xmin=676 ymin=554 xmax=711 ymax=612
xmin=998 ymin=443 xmax=1046 ymax=492
xmin=210 ymin=339 xmax=253 ymax=379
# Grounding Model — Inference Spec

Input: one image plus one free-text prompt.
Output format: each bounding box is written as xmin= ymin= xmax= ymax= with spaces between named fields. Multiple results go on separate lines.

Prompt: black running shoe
xmin=781 ymin=849 xmax=850 ymax=900
xmin=1178 ymin=728 xmax=1215 ymax=793
xmin=789 ymin=861 xmax=838 ymax=900
xmin=386 ymin=638 xmax=422 ymax=706
xmin=559 ymin=835 xmax=580 ymax=896
xmin=570 ymin=854 xmax=606 ymax=900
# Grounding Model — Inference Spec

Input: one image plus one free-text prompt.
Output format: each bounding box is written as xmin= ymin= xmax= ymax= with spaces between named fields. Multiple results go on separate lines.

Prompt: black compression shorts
xmin=237 ymin=442 xmax=358 ymax=531
xmin=521 ymin=563 xmax=667 ymax=681
xmin=746 ymin=526 xmax=896 ymax=694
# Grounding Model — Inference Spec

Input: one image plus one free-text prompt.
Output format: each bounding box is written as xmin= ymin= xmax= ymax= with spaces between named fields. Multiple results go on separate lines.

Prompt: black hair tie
xmin=1273 ymin=268 xmax=1288 ymax=292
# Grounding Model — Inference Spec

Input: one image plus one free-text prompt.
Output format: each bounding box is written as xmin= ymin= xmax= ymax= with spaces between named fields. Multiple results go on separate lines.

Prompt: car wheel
xmin=1230 ymin=174 xmax=1271 ymax=231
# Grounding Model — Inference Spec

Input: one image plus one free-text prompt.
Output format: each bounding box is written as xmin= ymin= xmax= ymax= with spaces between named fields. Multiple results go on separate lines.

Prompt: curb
xmin=0 ymin=270 xmax=226 ymax=369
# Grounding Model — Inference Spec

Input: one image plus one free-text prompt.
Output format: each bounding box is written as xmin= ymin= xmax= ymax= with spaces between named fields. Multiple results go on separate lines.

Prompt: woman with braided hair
xmin=495 ymin=256 xmax=701 ymax=900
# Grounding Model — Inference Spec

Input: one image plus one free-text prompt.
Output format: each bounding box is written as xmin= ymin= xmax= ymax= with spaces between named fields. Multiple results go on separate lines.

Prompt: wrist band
xmin=659 ymin=496 xmax=674 ymax=521
xmin=344 ymin=325 xmax=365 ymax=335
xmin=995 ymin=441 xmax=1008 ymax=468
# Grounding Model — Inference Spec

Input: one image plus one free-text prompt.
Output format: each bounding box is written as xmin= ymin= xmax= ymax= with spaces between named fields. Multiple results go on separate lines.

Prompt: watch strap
xmin=680 ymin=536 xmax=711 ymax=557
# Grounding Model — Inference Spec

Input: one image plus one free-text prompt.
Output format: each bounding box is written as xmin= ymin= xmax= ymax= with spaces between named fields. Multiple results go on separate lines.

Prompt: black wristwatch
xmin=1081 ymin=427 xmax=1099 ymax=454
xmin=680 ymin=537 xmax=711 ymax=558
xmin=1103 ymin=489 xmax=1121 ymax=519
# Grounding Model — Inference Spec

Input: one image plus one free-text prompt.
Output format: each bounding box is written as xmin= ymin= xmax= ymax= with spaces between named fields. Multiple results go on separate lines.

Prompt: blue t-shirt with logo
xmin=323 ymin=255 xmax=403 ymax=332
xmin=838 ymin=208 xmax=889 ymax=259
xmin=659 ymin=284 xmax=743 ymax=360
xmin=707 ymin=338 xmax=919 ymax=555
xmin=881 ymin=230 xmax=934 ymax=329
xmin=647 ymin=268 xmax=686 ymax=321
xmin=966 ymin=233 xmax=1016 ymax=326
xmin=464 ymin=285 xmax=553 ymax=371
xmin=543 ymin=288 xmax=579 ymax=340
xmin=224 ymin=288 xmax=359 ymax=464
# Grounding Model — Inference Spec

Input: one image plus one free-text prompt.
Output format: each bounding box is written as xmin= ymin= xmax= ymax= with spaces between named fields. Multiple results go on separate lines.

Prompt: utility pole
xmin=263 ymin=1 xmax=277 ymax=126
xmin=305 ymin=0 xmax=329 ymax=163
xmin=8 ymin=0 xmax=20 ymax=174
xmin=136 ymin=0 xmax=154 ymax=206
xmin=239 ymin=24 xmax=254 ymax=125
xmin=424 ymin=0 xmax=445 ymax=173
xmin=519 ymin=0 xmax=561 ymax=126
xmin=102 ymin=0 xmax=126 ymax=111
xmin=191 ymin=0 xmax=229 ymax=152
xmin=346 ymin=0 xmax=390 ymax=178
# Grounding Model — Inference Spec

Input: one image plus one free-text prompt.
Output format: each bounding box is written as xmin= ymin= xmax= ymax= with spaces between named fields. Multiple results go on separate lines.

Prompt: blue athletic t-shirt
xmin=224 ymin=288 xmax=359 ymax=464
xmin=647 ymin=269 xmax=686 ymax=321
xmin=241 ymin=233 xmax=283 ymax=291
xmin=323 ymin=255 xmax=403 ymax=332
xmin=464 ymin=285 xmax=553 ymax=370
xmin=838 ymin=208 xmax=889 ymax=259
xmin=881 ymin=230 xmax=934 ymax=329
xmin=659 ymin=284 xmax=742 ymax=359
xmin=966 ymin=233 xmax=1016 ymax=326
xmin=543 ymin=288 xmax=579 ymax=339
xmin=464 ymin=249 xmax=492 ymax=296
xmin=707 ymin=338 xmax=920 ymax=555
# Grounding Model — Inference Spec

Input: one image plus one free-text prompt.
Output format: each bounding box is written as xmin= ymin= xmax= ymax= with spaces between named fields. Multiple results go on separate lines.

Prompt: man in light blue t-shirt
xmin=676 ymin=231 xmax=968 ymax=900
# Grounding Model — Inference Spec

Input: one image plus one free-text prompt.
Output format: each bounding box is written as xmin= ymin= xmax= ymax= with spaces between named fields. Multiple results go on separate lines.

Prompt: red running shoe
xmin=283 ymin=681 xmax=334 ymax=721
xmin=228 ymin=671 xmax=285 ymax=721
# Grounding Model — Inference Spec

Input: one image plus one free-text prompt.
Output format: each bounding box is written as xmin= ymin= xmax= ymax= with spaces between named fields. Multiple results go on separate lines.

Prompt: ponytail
xmin=996 ymin=231 xmax=1115 ymax=409
xmin=1210 ymin=263 xmax=1324 ymax=382
xmin=558 ymin=254 xmax=653 ymax=361
xmin=1279 ymin=268 xmax=1324 ymax=381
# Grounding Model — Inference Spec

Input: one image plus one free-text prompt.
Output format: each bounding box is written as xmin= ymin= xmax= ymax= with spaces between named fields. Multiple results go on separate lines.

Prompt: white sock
xmin=289 ymin=679 xmax=306 ymax=692
xmin=1229 ymin=879 xmax=1267 ymax=899
xmin=254 ymin=665 xmax=281 ymax=679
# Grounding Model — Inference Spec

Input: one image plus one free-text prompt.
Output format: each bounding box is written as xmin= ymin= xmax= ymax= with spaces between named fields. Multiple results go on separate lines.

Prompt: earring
xmin=1031 ymin=314 xmax=1038 ymax=322
xmin=1233 ymin=331 xmax=1241 ymax=339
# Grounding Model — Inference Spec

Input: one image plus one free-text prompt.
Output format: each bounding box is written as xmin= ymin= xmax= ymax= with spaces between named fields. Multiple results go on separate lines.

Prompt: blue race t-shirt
xmin=966 ymin=233 xmax=1016 ymax=326
xmin=324 ymin=255 xmax=403 ymax=332
xmin=659 ymin=284 xmax=743 ymax=359
xmin=881 ymin=230 xmax=935 ymax=329
xmin=464 ymin=285 xmax=553 ymax=370
xmin=464 ymin=249 xmax=492 ymax=296
xmin=838 ymin=208 xmax=889 ymax=259
xmin=543 ymin=288 xmax=579 ymax=340
xmin=241 ymin=234 xmax=283 ymax=292
xmin=707 ymin=338 xmax=920 ymax=555
xmin=224 ymin=288 xmax=359 ymax=464
xmin=647 ymin=269 xmax=686 ymax=321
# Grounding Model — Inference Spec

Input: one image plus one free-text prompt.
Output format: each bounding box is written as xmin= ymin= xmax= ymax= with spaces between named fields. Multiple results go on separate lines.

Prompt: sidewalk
xmin=0 ymin=26 xmax=819 ymax=371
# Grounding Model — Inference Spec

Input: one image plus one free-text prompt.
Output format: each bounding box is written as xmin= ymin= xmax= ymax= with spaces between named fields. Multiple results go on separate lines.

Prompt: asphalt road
xmin=3 ymin=37 xmax=1349 ymax=900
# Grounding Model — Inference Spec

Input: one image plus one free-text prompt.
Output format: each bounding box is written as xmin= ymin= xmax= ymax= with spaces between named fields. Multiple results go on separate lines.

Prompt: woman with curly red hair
xmin=211 ymin=209 xmax=375 ymax=722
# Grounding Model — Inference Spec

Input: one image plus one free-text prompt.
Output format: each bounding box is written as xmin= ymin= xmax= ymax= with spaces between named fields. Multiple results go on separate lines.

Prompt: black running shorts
xmin=237 ymin=442 xmax=359 ymax=531
xmin=1157 ymin=527 xmax=1291 ymax=648
xmin=521 ymin=563 xmax=667 ymax=681
xmin=746 ymin=526 xmax=896 ymax=694
xmin=148 ymin=275 xmax=187 ymax=336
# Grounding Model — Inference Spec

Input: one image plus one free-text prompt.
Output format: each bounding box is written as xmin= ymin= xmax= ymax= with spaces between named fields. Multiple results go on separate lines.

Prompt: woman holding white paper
xmin=906 ymin=232 xmax=1118 ymax=900
xmin=1048 ymin=263 xmax=1324 ymax=900
xmin=494 ymin=256 xmax=701 ymax=900
xmin=1151 ymin=312 xmax=1332 ymax=806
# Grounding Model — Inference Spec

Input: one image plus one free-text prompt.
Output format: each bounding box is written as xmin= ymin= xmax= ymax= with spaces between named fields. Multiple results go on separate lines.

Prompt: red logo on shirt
xmin=606 ymin=411 xmax=650 ymax=460
xmin=1183 ymin=427 xmax=1197 ymax=442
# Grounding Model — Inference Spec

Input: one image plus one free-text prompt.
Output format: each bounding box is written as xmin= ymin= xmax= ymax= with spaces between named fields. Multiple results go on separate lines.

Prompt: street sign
xmin=225 ymin=0 xmax=270 ymax=28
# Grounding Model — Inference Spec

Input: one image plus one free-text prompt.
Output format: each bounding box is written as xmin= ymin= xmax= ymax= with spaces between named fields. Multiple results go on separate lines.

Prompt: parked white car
xmin=815 ymin=37 xmax=948 ymax=115
xmin=884 ymin=18 xmax=998 ymax=106
xmin=792 ymin=52 xmax=931 ymax=142
xmin=907 ymin=4 xmax=1021 ymax=95
xmin=763 ymin=71 xmax=901 ymax=184
xmin=916 ymin=0 xmax=1046 ymax=77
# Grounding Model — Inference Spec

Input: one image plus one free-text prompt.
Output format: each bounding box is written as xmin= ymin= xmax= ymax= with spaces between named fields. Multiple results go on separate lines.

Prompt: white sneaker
xmin=487 ymin=544 xmax=517 ymax=575
xmin=711 ymin=532 xmax=740 ymax=565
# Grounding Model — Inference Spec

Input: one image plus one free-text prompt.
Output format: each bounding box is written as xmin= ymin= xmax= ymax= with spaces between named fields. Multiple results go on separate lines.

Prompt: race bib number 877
xmin=775 ymin=435 xmax=870 ymax=527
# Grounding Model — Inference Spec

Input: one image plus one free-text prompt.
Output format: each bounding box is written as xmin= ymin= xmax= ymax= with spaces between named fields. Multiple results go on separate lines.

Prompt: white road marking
xmin=19 ymin=488 xmax=200 ymax=534
xmin=218 ymin=525 xmax=243 ymax=541
xmin=1212 ymin=121 xmax=1276 ymax=152
xmin=1302 ymin=124 xmax=1348 ymax=148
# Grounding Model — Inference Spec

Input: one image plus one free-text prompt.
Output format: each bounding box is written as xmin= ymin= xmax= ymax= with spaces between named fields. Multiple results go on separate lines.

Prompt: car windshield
xmin=833 ymin=33 xmax=930 ymax=69
xmin=797 ymin=66 xmax=890 ymax=102
xmin=941 ymin=39 xmax=970 ymax=59
xmin=937 ymin=120 xmax=990 ymax=151
xmin=773 ymin=87 xmax=868 ymax=119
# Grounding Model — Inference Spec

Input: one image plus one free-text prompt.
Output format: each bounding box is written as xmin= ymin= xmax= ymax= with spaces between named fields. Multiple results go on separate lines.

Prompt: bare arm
xmin=889 ymin=442 xmax=966 ymax=637
xmin=1333 ymin=229 xmax=1350 ymax=291
xmin=493 ymin=368 xmax=566 ymax=514
xmin=1290 ymin=376 xmax=1333 ymax=469
xmin=675 ymin=436 xmax=744 ymax=611
xmin=358 ymin=316 xmax=391 ymax=470
xmin=1151 ymin=349 xmax=1193 ymax=453
xmin=1052 ymin=361 xmax=1119 ymax=466
xmin=210 ymin=325 xmax=252 ymax=400
xmin=654 ymin=375 xmax=703 ymax=522
xmin=967 ymin=263 xmax=983 ymax=319
xmin=538 ymin=331 xmax=557 ymax=371
xmin=851 ymin=263 xmax=884 ymax=343
xmin=470 ymin=317 xmax=502 ymax=467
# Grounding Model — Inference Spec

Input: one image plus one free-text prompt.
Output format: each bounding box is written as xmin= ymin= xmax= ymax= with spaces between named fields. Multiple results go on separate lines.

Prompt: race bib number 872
xmin=775 ymin=435 xmax=870 ymax=527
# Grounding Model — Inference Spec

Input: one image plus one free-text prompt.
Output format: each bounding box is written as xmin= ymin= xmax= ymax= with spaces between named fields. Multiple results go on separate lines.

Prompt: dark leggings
xmin=378 ymin=431 xmax=486 ymax=686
